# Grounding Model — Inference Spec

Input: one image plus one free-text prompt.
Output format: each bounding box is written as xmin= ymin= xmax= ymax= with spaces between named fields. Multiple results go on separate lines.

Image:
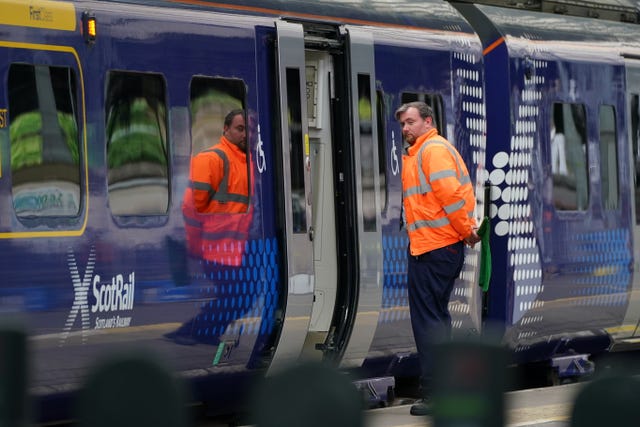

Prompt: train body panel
xmin=457 ymin=3 xmax=640 ymax=362
xmin=2 ymin=0 xmax=640 ymax=421
xmin=1 ymin=0 xmax=279 ymax=402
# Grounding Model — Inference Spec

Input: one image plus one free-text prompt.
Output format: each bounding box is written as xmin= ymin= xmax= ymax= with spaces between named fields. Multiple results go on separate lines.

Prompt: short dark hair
xmin=394 ymin=101 xmax=433 ymax=121
xmin=224 ymin=108 xmax=245 ymax=128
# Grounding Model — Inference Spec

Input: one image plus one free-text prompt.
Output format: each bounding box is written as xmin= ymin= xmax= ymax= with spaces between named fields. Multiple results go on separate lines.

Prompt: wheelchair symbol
xmin=390 ymin=131 xmax=400 ymax=176
xmin=256 ymin=125 xmax=267 ymax=174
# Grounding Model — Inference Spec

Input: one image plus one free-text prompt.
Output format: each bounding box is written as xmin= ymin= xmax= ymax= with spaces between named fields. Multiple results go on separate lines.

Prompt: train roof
xmin=458 ymin=0 xmax=639 ymax=24
xmin=149 ymin=0 xmax=640 ymax=25
xmin=95 ymin=0 xmax=477 ymax=33
xmin=471 ymin=2 xmax=640 ymax=58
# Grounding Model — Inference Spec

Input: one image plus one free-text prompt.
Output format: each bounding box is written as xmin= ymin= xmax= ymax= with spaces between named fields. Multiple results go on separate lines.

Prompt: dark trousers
xmin=407 ymin=241 xmax=464 ymax=395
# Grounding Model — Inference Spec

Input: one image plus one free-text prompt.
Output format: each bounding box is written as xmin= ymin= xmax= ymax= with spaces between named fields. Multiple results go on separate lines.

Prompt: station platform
xmin=364 ymin=382 xmax=584 ymax=427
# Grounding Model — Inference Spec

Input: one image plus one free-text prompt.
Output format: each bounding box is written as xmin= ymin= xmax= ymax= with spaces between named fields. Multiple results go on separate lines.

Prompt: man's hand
xmin=464 ymin=229 xmax=481 ymax=247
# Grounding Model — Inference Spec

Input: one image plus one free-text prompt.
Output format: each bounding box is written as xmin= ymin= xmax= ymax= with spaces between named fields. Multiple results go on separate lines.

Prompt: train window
xmin=551 ymin=103 xmax=589 ymax=211
xmin=286 ymin=68 xmax=308 ymax=234
xmin=598 ymin=105 xmax=619 ymax=210
xmin=187 ymin=77 xmax=248 ymax=215
xmin=105 ymin=72 xmax=168 ymax=216
xmin=189 ymin=78 xmax=245 ymax=156
xmin=359 ymin=74 xmax=376 ymax=231
xmin=8 ymin=64 xmax=81 ymax=218
xmin=376 ymin=90 xmax=388 ymax=213
xmin=401 ymin=92 xmax=445 ymax=138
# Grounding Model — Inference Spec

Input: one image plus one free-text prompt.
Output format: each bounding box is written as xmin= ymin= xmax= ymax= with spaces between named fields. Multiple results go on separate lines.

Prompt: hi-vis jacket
xmin=182 ymin=136 xmax=252 ymax=267
xmin=402 ymin=128 xmax=476 ymax=256
xmin=189 ymin=135 xmax=250 ymax=214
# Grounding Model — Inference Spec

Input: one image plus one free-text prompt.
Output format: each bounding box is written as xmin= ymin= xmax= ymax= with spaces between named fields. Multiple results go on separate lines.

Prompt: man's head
xmin=223 ymin=109 xmax=247 ymax=152
xmin=394 ymin=102 xmax=435 ymax=145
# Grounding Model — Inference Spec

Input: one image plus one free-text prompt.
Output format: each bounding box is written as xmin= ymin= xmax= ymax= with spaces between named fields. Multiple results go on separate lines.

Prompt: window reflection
xmin=9 ymin=64 xmax=80 ymax=218
xmin=183 ymin=79 xmax=250 ymax=266
xmin=106 ymin=72 xmax=168 ymax=216
xmin=599 ymin=105 xmax=618 ymax=210
xmin=376 ymin=90 xmax=388 ymax=213
xmin=551 ymin=103 xmax=589 ymax=211
xmin=358 ymin=74 xmax=376 ymax=231
xmin=286 ymin=68 xmax=307 ymax=234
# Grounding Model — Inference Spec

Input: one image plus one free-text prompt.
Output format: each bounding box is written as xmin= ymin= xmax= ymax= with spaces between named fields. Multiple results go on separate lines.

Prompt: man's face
xmin=398 ymin=107 xmax=432 ymax=145
xmin=224 ymin=114 xmax=247 ymax=152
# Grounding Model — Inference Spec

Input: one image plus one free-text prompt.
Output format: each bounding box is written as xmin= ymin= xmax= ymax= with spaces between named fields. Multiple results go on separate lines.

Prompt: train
xmin=1 ymin=0 xmax=640 ymax=422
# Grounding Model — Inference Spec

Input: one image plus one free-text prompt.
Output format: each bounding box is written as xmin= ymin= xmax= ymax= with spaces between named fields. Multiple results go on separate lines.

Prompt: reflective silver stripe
xmin=223 ymin=193 xmax=251 ymax=204
xmin=211 ymin=148 xmax=250 ymax=205
xmin=407 ymin=216 xmax=450 ymax=232
xmin=404 ymin=185 xmax=428 ymax=198
xmin=430 ymin=169 xmax=456 ymax=182
xmin=190 ymin=180 xmax=217 ymax=201
xmin=406 ymin=134 xmax=474 ymax=233
xmin=416 ymin=137 xmax=471 ymax=191
xmin=444 ymin=199 xmax=465 ymax=215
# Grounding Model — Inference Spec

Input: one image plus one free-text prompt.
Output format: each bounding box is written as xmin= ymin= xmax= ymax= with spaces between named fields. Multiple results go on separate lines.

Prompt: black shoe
xmin=410 ymin=398 xmax=432 ymax=416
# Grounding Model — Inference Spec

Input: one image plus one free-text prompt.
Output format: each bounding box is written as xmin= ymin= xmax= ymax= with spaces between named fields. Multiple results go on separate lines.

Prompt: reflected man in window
xmin=172 ymin=109 xmax=254 ymax=346
xmin=189 ymin=109 xmax=250 ymax=214
xmin=182 ymin=108 xmax=252 ymax=268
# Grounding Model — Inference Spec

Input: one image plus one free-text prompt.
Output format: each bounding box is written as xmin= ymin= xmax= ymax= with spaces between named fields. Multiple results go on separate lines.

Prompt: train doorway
xmin=623 ymin=60 xmax=640 ymax=343
xmin=267 ymin=20 xmax=383 ymax=374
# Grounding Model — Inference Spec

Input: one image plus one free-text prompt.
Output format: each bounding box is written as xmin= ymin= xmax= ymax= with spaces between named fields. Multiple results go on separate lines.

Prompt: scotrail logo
xmin=60 ymin=247 xmax=136 ymax=346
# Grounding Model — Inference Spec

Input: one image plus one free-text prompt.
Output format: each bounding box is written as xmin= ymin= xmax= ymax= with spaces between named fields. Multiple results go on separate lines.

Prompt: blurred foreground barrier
xmin=75 ymin=351 xmax=189 ymax=427
xmin=432 ymin=337 xmax=508 ymax=427
xmin=0 ymin=323 xmax=28 ymax=427
xmin=570 ymin=373 xmax=640 ymax=427
xmin=248 ymin=361 xmax=364 ymax=427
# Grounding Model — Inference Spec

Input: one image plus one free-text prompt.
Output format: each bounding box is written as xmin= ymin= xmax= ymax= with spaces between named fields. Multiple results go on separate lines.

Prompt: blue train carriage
xmin=0 ymin=0 xmax=487 ymax=419
xmin=455 ymin=2 xmax=640 ymax=376
xmin=136 ymin=0 xmax=489 ymax=383
xmin=0 ymin=0 xmax=273 ymax=417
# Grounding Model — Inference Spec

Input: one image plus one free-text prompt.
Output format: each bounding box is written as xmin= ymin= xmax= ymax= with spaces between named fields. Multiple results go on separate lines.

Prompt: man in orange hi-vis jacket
xmin=395 ymin=101 xmax=480 ymax=416
xmin=182 ymin=109 xmax=251 ymax=267
xmin=190 ymin=108 xmax=250 ymax=214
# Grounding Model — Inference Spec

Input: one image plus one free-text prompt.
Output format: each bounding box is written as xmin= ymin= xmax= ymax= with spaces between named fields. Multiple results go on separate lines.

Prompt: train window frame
xmin=8 ymin=63 xmax=82 ymax=221
xmin=598 ymin=104 xmax=619 ymax=211
xmin=550 ymin=102 xmax=589 ymax=212
xmin=358 ymin=73 xmax=376 ymax=232
xmin=189 ymin=77 xmax=246 ymax=157
xmin=285 ymin=68 xmax=308 ymax=234
xmin=105 ymin=71 xmax=170 ymax=218
xmin=375 ymin=89 xmax=388 ymax=214
xmin=187 ymin=76 xmax=249 ymax=215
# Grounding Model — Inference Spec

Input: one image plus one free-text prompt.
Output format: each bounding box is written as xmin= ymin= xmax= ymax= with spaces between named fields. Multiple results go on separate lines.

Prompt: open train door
xmin=267 ymin=20 xmax=315 ymax=374
xmin=619 ymin=59 xmax=640 ymax=346
xmin=267 ymin=21 xmax=383 ymax=372
xmin=334 ymin=26 xmax=383 ymax=368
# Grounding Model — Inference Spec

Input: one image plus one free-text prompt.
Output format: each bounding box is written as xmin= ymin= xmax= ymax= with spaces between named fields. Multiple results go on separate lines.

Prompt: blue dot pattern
xmin=381 ymin=234 xmax=409 ymax=322
xmin=170 ymin=237 xmax=279 ymax=345
xmin=569 ymin=229 xmax=630 ymax=305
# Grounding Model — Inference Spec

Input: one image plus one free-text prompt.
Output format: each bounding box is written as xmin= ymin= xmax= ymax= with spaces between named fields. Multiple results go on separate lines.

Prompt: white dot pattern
xmin=449 ymin=48 xmax=487 ymax=331
xmin=490 ymin=57 xmax=548 ymax=349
